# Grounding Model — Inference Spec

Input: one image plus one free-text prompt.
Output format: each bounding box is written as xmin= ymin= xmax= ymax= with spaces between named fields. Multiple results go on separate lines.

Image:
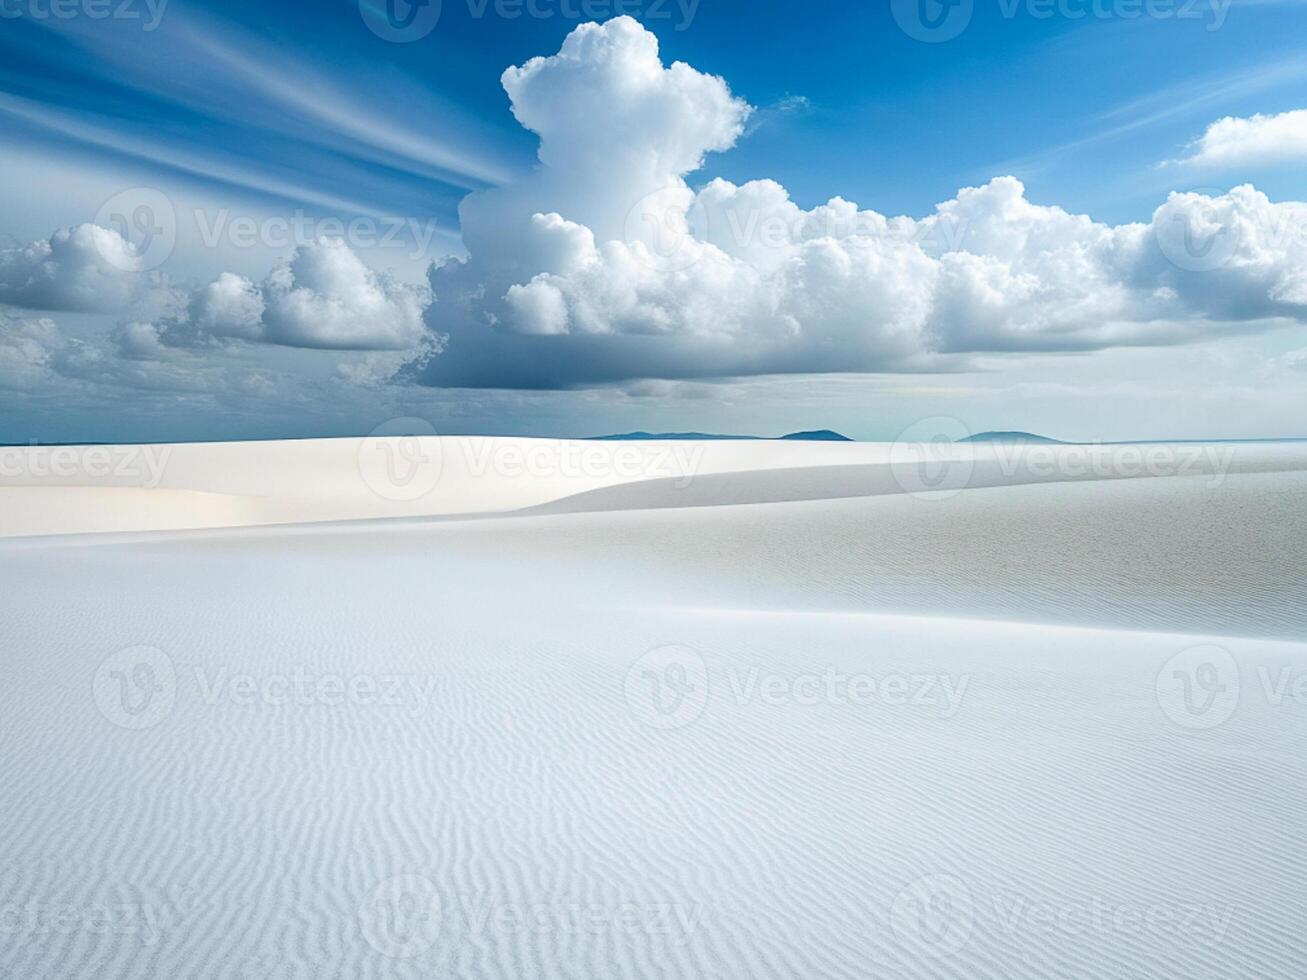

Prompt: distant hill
xmin=779 ymin=429 xmax=852 ymax=442
xmin=592 ymin=430 xmax=853 ymax=442
xmin=961 ymin=431 xmax=1064 ymax=444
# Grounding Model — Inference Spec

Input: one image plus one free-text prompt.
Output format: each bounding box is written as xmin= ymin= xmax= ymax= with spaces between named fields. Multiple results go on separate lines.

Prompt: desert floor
xmin=2 ymin=437 xmax=1305 ymax=978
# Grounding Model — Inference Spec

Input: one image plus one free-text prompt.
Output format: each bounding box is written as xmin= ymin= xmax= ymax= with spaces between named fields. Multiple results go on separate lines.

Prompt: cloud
xmin=1176 ymin=108 xmax=1307 ymax=169
xmin=413 ymin=18 xmax=1307 ymax=390
xmin=259 ymin=240 xmax=430 ymax=349
xmin=156 ymin=239 xmax=432 ymax=352
xmin=1279 ymin=347 xmax=1307 ymax=372
xmin=0 ymin=224 xmax=143 ymax=312
xmin=0 ymin=313 xmax=63 ymax=389
xmin=190 ymin=272 xmax=266 ymax=342
xmin=743 ymin=94 xmax=812 ymax=136
xmin=0 ymin=223 xmax=431 ymax=352
xmin=0 ymin=308 xmax=234 ymax=397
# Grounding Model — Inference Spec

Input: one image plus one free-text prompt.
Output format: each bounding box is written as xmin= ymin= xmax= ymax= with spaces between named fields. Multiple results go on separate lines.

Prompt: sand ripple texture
xmin=2 ymin=466 xmax=1306 ymax=977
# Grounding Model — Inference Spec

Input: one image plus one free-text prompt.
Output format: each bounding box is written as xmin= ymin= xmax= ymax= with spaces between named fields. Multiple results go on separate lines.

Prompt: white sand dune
xmin=0 ymin=435 xmax=872 ymax=537
xmin=2 ymin=437 xmax=1306 ymax=978
xmin=4 ymin=434 xmax=1304 ymax=538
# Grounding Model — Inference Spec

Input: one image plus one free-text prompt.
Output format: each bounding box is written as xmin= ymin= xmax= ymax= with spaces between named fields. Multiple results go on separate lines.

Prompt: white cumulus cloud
xmin=1176 ymin=108 xmax=1307 ymax=169
xmin=0 ymin=224 xmax=143 ymax=312
xmin=415 ymin=17 xmax=1307 ymax=390
xmin=159 ymin=239 xmax=432 ymax=352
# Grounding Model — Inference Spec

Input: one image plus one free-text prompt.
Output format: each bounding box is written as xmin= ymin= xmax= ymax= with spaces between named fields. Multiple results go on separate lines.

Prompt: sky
xmin=2 ymin=0 xmax=1307 ymax=442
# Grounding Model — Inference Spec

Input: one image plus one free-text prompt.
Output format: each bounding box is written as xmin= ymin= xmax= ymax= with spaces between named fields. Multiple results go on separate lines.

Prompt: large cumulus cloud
xmin=0 ymin=224 xmax=143 ymax=312
xmin=416 ymin=16 xmax=1307 ymax=389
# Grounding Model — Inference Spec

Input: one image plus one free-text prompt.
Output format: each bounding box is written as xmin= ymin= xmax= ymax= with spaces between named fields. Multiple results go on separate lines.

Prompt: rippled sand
xmin=1 ymin=442 xmax=1305 ymax=978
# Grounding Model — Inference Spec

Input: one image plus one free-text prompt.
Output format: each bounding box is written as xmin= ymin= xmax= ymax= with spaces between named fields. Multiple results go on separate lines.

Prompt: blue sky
xmin=2 ymin=0 xmax=1307 ymax=441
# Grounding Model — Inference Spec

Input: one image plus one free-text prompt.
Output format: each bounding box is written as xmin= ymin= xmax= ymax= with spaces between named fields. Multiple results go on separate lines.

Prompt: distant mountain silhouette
xmin=961 ymin=431 xmax=1064 ymax=444
xmin=592 ymin=430 xmax=853 ymax=442
xmin=779 ymin=429 xmax=852 ymax=442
